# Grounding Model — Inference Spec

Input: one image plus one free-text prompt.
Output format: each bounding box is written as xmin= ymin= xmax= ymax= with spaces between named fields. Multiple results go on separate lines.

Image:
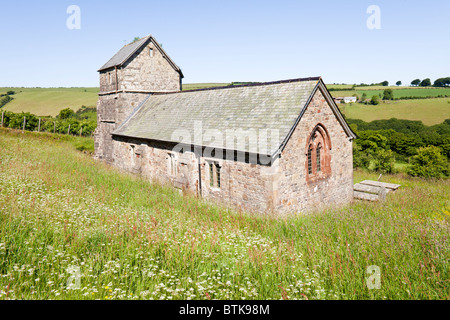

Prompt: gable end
xmin=273 ymin=78 xmax=356 ymax=158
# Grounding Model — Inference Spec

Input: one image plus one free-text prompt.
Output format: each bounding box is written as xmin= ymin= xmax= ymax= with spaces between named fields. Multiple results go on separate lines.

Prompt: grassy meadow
xmin=331 ymin=87 xmax=450 ymax=100
xmin=0 ymin=87 xmax=98 ymax=117
xmin=338 ymin=98 xmax=450 ymax=126
xmin=182 ymin=83 xmax=230 ymax=91
xmin=0 ymin=128 xmax=448 ymax=300
xmin=1 ymin=85 xmax=449 ymax=126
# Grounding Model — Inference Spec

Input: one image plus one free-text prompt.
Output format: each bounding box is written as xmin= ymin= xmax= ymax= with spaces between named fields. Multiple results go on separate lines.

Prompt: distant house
xmin=94 ymin=34 xmax=356 ymax=215
xmin=333 ymin=97 xmax=344 ymax=104
xmin=335 ymin=97 xmax=357 ymax=104
xmin=343 ymin=97 xmax=357 ymax=103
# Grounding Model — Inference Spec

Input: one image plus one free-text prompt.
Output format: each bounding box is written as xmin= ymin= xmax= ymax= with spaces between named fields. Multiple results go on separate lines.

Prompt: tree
xmin=381 ymin=81 xmax=389 ymax=86
xmin=419 ymin=78 xmax=431 ymax=87
xmin=411 ymin=79 xmax=421 ymax=86
xmin=383 ymin=89 xmax=394 ymax=100
xmin=57 ymin=108 xmax=76 ymax=119
xmin=370 ymin=95 xmax=380 ymax=105
xmin=361 ymin=92 xmax=367 ymax=102
xmin=434 ymin=77 xmax=450 ymax=87
xmin=372 ymin=149 xmax=396 ymax=174
xmin=133 ymin=37 xmax=141 ymax=42
xmin=407 ymin=146 xmax=449 ymax=178
xmin=396 ymin=81 xmax=402 ymax=86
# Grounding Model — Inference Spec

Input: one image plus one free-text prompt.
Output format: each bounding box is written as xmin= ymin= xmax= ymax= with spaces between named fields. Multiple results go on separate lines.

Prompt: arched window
xmin=307 ymin=146 xmax=313 ymax=175
xmin=316 ymin=143 xmax=322 ymax=172
xmin=305 ymin=124 xmax=331 ymax=180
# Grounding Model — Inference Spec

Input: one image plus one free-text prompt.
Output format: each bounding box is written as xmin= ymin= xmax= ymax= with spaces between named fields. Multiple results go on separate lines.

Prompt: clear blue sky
xmin=0 ymin=0 xmax=449 ymax=87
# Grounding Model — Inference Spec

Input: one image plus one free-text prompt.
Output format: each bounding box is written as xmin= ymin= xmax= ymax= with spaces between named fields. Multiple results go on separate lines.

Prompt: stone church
xmin=94 ymin=34 xmax=356 ymax=215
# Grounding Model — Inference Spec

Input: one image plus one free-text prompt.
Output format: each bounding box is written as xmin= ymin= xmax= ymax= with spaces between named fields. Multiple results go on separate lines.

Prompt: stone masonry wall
xmin=120 ymin=40 xmax=181 ymax=92
xmin=273 ymin=88 xmax=354 ymax=214
xmin=111 ymin=137 xmax=274 ymax=214
xmin=95 ymin=38 xmax=182 ymax=162
xmin=107 ymin=88 xmax=353 ymax=215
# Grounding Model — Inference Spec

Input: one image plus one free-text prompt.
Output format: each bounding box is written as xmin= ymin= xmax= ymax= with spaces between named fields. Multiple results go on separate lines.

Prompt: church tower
xmin=94 ymin=35 xmax=183 ymax=162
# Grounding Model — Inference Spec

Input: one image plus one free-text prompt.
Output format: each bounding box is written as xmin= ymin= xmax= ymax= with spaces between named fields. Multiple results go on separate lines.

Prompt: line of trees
xmin=0 ymin=106 xmax=97 ymax=136
xmin=352 ymin=77 xmax=450 ymax=88
xmin=410 ymin=77 xmax=450 ymax=87
xmin=349 ymin=118 xmax=450 ymax=178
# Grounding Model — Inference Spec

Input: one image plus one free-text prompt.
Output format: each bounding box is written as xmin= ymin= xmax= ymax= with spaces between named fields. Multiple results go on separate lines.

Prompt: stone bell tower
xmin=94 ymin=35 xmax=183 ymax=162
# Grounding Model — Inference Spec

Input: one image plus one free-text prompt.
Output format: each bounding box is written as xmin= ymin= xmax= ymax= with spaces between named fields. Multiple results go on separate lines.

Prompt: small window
xmin=208 ymin=161 xmax=221 ymax=189
xmin=168 ymin=153 xmax=177 ymax=175
xmin=316 ymin=144 xmax=321 ymax=172
xmin=149 ymin=48 xmax=153 ymax=57
xmin=209 ymin=162 xmax=214 ymax=187
xmin=307 ymin=146 xmax=313 ymax=175
xmin=217 ymin=165 xmax=221 ymax=188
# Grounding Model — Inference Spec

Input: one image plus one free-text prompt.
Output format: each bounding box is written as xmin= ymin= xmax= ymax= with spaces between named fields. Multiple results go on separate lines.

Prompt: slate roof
xmin=98 ymin=35 xmax=183 ymax=77
xmin=112 ymin=77 xmax=356 ymax=156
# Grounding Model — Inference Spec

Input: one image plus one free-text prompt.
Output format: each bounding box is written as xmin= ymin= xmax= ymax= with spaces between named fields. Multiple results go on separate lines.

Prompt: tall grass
xmin=0 ymin=129 xmax=448 ymax=300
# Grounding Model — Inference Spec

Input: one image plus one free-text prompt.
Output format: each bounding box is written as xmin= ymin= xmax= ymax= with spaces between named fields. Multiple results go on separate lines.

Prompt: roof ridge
xmin=153 ymin=76 xmax=322 ymax=95
xmin=122 ymin=35 xmax=150 ymax=48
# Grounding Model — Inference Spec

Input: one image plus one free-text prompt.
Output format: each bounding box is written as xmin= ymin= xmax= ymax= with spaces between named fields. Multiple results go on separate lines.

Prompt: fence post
xmin=23 ymin=116 xmax=26 ymax=132
xmin=80 ymin=127 xmax=83 ymax=137
xmin=54 ymin=122 xmax=56 ymax=134
xmin=68 ymin=124 xmax=71 ymax=135
xmin=1 ymin=111 xmax=3 ymax=127
xmin=38 ymin=118 xmax=41 ymax=132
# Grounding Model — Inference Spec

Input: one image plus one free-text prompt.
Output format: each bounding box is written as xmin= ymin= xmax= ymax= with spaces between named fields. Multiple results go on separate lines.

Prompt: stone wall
xmin=273 ymin=88 xmax=354 ymax=214
xmin=111 ymin=137 xmax=274 ymax=214
xmin=99 ymin=70 xmax=117 ymax=93
xmin=94 ymin=92 xmax=150 ymax=161
xmin=95 ymin=38 xmax=182 ymax=162
xmin=99 ymin=87 xmax=353 ymax=215
xmin=120 ymin=40 xmax=181 ymax=92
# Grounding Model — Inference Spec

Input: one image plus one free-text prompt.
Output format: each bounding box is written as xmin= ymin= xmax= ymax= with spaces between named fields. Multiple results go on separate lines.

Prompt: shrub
xmin=353 ymin=143 xmax=371 ymax=168
xmin=0 ymin=111 xmax=14 ymax=127
xmin=372 ymin=149 xmax=396 ymax=173
xmin=407 ymin=146 xmax=449 ymax=178
xmin=382 ymin=89 xmax=394 ymax=100
xmin=8 ymin=112 xmax=39 ymax=131
xmin=0 ymin=95 xmax=13 ymax=108
xmin=57 ymin=108 xmax=76 ymax=119
xmin=370 ymin=95 xmax=380 ymax=105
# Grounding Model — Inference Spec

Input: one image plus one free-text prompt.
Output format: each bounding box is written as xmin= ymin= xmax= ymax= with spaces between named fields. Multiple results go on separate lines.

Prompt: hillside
xmin=1 ymin=84 xmax=450 ymax=125
xmin=0 ymin=87 xmax=98 ymax=117
xmin=338 ymin=98 xmax=450 ymax=126
xmin=0 ymin=128 xmax=448 ymax=300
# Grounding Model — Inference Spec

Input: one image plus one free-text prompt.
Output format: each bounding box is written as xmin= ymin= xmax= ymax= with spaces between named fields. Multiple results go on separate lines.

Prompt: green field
xmin=339 ymin=98 xmax=450 ymax=126
xmin=0 ymin=128 xmax=448 ymax=300
xmin=1 ymin=84 xmax=450 ymax=126
xmin=182 ymin=83 xmax=229 ymax=91
xmin=330 ymin=87 xmax=450 ymax=99
xmin=0 ymin=87 xmax=98 ymax=117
